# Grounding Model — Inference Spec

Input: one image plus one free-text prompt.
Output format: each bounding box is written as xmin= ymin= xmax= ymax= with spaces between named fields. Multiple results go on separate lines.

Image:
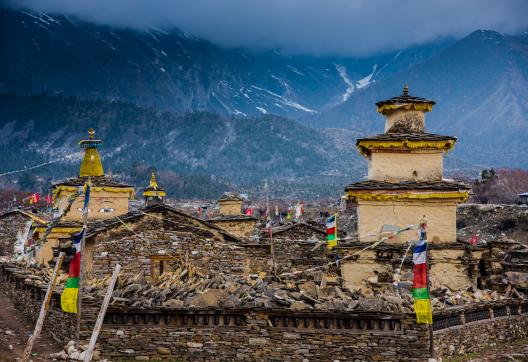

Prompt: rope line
xmin=0 ymin=152 xmax=82 ymax=177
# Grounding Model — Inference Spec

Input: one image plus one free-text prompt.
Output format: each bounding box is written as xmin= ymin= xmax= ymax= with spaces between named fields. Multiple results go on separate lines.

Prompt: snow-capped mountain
xmin=0 ymin=7 xmax=451 ymax=119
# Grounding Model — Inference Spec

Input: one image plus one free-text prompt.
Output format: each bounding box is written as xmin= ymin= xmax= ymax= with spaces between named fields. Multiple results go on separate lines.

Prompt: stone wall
xmin=210 ymin=219 xmax=257 ymax=238
xmin=0 ymin=212 xmax=29 ymax=255
xmin=96 ymin=309 xmax=430 ymax=361
xmin=2 ymin=263 xmax=528 ymax=361
xmin=0 ymin=265 xmax=96 ymax=345
xmin=433 ymin=301 xmax=528 ymax=357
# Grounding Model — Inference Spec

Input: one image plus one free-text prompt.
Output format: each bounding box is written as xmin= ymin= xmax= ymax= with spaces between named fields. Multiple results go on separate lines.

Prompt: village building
xmin=209 ymin=192 xmax=258 ymax=238
xmin=78 ymin=202 xmax=276 ymax=282
xmin=340 ymin=86 xmax=477 ymax=290
xmin=33 ymin=129 xmax=134 ymax=264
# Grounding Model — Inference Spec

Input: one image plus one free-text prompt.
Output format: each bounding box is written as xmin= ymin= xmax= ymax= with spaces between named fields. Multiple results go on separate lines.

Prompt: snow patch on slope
xmin=251 ymin=85 xmax=317 ymax=113
xmin=356 ymin=64 xmax=377 ymax=89
xmin=335 ymin=64 xmax=355 ymax=102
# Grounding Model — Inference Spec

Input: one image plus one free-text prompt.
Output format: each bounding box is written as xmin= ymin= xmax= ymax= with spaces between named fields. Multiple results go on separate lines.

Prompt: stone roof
xmin=85 ymin=203 xmax=241 ymax=242
xmin=345 ymin=180 xmax=471 ymax=192
xmin=376 ymin=85 xmax=435 ymax=108
xmin=218 ymin=192 xmax=243 ymax=202
xmin=0 ymin=209 xmax=50 ymax=224
xmin=272 ymin=222 xmax=326 ymax=236
xmin=210 ymin=215 xmax=258 ymax=222
xmin=53 ymin=176 xmax=133 ymax=189
xmin=357 ymin=133 xmax=456 ymax=143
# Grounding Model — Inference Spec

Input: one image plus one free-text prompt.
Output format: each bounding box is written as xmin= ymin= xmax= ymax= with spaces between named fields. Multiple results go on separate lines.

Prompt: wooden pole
xmin=265 ymin=181 xmax=276 ymax=275
xmin=425 ymin=242 xmax=435 ymax=359
xmin=22 ymin=252 xmax=65 ymax=362
xmin=75 ymin=180 xmax=90 ymax=347
xmin=83 ymin=264 xmax=121 ymax=362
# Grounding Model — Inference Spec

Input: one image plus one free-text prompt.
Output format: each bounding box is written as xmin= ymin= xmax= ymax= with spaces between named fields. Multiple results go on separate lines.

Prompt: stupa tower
xmin=344 ymin=85 xmax=470 ymax=243
xmin=143 ymin=172 xmax=166 ymax=206
xmin=52 ymin=129 xmax=134 ymax=222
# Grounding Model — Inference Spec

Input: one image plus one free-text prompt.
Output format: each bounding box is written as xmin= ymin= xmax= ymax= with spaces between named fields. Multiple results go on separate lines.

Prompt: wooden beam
xmin=83 ymin=263 xmax=121 ymax=362
xmin=22 ymin=252 xmax=65 ymax=362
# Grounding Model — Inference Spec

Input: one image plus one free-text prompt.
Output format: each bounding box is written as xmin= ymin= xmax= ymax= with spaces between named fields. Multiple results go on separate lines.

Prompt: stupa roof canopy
xmin=356 ymin=133 xmax=457 ymax=156
xmin=345 ymin=180 xmax=470 ymax=192
xmin=376 ymin=85 xmax=435 ymax=114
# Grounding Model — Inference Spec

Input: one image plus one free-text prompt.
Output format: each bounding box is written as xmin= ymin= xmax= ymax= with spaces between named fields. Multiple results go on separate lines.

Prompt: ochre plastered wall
xmin=384 ymin=109 xmax=425 ymax=133
xmin=218 ymin=200 xmax=242 ymax=216
xmin=429 ymin=249 xmax=469 ymax=289
xmin=357 ymin=199 xmax=458 ymax=243
xmin=368 ymin=150 xmax=443 ymax=182
xmin=57 ymin=190 xmax=130 ymax=222
xmin=340 ymin=250 xmax=389 ymax=290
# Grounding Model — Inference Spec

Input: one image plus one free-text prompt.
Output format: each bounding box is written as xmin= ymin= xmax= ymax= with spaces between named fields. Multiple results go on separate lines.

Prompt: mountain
xmin=0 ymin=94 xmax=363 ymax=198
xmin=0 ymin=7 xmax=452 ymax=119
xmin=311 ymin=30 xmax=528 ymax=169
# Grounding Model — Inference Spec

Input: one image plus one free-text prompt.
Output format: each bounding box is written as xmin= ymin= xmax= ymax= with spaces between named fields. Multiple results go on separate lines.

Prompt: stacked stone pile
xmin=1 ymin=257 xmax=525 ymax=314
xmin=88 ymin=265 xmax=412 ymax=312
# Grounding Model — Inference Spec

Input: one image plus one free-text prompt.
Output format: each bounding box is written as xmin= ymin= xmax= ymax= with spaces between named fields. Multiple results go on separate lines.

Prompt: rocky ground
xmin=0 ymin=295 xmax=61 ymax=361
xmin=446 ymin=338 xmax=528 ymax=361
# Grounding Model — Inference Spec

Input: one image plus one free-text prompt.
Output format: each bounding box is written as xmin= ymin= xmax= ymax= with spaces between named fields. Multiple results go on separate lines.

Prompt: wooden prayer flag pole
xmin=83 ymin=263 xmax=121 ymax=362
xmin=22 ymin=252 xmax=65 ymax=362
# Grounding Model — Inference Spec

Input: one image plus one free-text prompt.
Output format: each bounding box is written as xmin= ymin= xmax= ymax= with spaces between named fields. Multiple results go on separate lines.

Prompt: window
xmin=99 ymin=208 xmax=114 ymax=213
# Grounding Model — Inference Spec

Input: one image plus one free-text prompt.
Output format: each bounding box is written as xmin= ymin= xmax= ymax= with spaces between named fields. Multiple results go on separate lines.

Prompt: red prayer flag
xmin=469 ymin=235 xmax=479 ymax=245
xmin=412 ymin=263 xmax=428 ymax=289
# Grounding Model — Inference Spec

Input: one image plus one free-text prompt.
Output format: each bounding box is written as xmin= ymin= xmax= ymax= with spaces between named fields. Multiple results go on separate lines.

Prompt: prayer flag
xmin=412 ymin=224 xmax=432 ymax=324
xmin=326 ymin=214 xmax=338 ymax=250
xmin=61 ymin=229 xmax=84 ymax=313
xmin=45 ymin=194 xmax=52 ymax=205
xmin=83 ymin=183 xmax=91 ymax=212
xmin=469 ymin=234 xmax=479 ymax=245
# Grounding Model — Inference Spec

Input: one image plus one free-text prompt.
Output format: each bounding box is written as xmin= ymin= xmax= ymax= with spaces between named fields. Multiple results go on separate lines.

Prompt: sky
xmin=4 ymin=0 xmax=528 ymax=56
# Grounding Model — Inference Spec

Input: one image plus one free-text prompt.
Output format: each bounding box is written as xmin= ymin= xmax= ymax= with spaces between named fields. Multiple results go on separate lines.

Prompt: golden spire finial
xmin=88 ymin=128 xmax=95 ymax=139
xmin=150 ymin=172 xmax=158 ymax=189
xmin=403 ymin=84 xmax=409 ymax=96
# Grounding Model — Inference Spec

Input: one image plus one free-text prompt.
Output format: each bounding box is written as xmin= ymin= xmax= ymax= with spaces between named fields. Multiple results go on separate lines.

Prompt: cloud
xmin=4 ymin=0 xmax=528 ymax=56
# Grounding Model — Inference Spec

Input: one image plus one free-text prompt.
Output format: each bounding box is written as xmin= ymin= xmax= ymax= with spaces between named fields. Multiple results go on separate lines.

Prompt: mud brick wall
xmin=433 ymin=302 xmax=528 ymax=357
xmin=97 ymin=309 xmax=431 ymax=361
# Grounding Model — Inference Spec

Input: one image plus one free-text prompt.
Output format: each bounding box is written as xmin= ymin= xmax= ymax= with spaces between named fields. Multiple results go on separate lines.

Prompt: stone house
xmin=210 ymin=192 xmax=258 ymax=238
xmin=84 ymin=204 xmax=271 ymax=279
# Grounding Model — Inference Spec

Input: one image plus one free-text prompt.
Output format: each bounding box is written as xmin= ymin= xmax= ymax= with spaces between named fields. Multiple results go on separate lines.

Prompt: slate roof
xmin=144 ymin=185 xmax=165 ymax=192
xmin=218 ymin=192 xmax=243 ymax=202
xmin=357 ymin=133 xmax=456 ymax=144
xmin=210 ymin=215 xmax=258 ymax=222
xmin=376 ymin=86 xmax=435 ymax=108
xmin=84 ymin=203 xmax=240 ymax=242
xmin=53 ymin=176 xmax=133 ymax=189
xmin=345 ymin=180 xmax=470 ymax=192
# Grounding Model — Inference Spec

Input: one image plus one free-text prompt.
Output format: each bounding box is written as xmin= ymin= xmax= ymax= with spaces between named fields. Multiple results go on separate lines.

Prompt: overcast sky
xmin=4 ymin=0 xmax=528 ymax=56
